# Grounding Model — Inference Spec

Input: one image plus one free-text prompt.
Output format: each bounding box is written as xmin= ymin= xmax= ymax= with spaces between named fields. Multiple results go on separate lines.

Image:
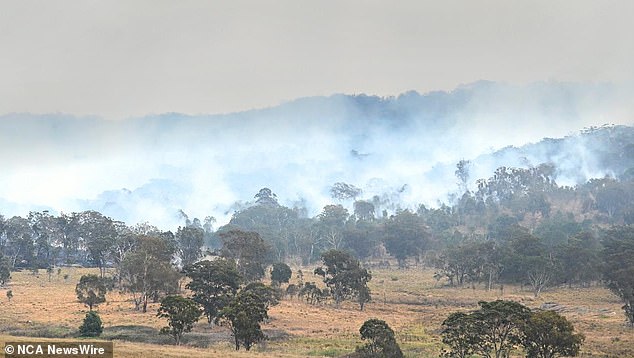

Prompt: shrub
xmin=270 ymin=262 xmax=292 ymax=287
xmin=522 ymin=310 xmax=584 ymax=358
xmin=79 ymin=311 xmax=103 ymax=337
xmin=355 ymin=319 xmax=403 ymax=358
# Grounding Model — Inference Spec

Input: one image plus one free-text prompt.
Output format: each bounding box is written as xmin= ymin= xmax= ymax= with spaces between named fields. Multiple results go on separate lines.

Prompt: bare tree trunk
xmin=142 ymin=293 xmax=148 ymax=313
xmin=487 ymin=270 xmax=493 ymax=291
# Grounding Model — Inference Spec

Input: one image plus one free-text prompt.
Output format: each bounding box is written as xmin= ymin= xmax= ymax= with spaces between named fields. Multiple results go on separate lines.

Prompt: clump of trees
xmin=1 ymin=157 xmax=634 ymax=351
xmin=1 ymin=174 xmax=629 ymax=303
xmin=183 ymin=258 xmax=241 ymax=325
xmin=441 ymin=300 xmax=584 ymax=358
xmin=177 ymin=234 xmax=280 ymax=350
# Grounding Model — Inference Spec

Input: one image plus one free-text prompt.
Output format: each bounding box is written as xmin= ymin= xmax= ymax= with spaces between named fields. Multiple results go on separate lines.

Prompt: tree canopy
xmin=355 ymin=319 xmax=403 ymax=358
xmin=603 ymin=226 xmax=634 ymax=326
xmin=219 ymin=230 xmax=271 ymax=282
xmin=217 ymin=289 xmax=270 ymax=351
xmin=314 ymin=249 xmax=371 ymax=309
xmin=75 ymin=274 xmax=108 ymax=311
xmin=183 ymin=258 xmax=241 ymax=325
xmin=157 ymin=295 xmax=202 ymax=345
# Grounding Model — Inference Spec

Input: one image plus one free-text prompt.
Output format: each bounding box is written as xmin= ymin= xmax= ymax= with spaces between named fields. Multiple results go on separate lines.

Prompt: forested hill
xmin=466 ymin=124 xmax=634 ymax=186
xmin=0 ymin=81 xmax=632 ymax=227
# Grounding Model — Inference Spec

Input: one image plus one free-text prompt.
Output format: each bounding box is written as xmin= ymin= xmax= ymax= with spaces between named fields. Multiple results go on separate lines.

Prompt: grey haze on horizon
xmin=1 ymin=1 xmax=634 ymax=119
xmin=2 ymin=1 xmax=634 ymax=228
xmin=1 ymin=81 xmax=633 ymax=229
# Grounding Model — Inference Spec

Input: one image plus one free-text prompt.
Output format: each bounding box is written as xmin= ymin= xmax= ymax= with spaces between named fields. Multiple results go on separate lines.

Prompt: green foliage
xmin=355 ymin=319 xmax=403 ymax=358
xmin=298 ymin=282 xmax=328 ymax=305
xmin=176 ymin=226 xmax=204 ymax=268
xmin=242 ymin=282 xmax=280 ymax=309
xmin=217 ymin=289 xmax=269 ymax=351
xmin=602 ymin=226 xmax=634 ymax=326
xmin=441 ymin=312 xmax=479 ymax=358
xmin=28 ymin=211 xmax=63 ymax=270
xmin=534 ymin=212 xmax=588 ymax=248
xmin=330 ymin=182 xmax=362 ymax=201
xmin=433 ymin=241 xmax=479 ymax=287
xmin=502 ymin=232 xmax=555 ymax=297
xmin=254 ymin=187 xmax=279 ymax=206
xmin=121 ymin=234 xmax=181 ymax=312
xmin=6 ymin=290 xmax=13 ymax=301
xmin=473 ymin=300 xmax=532 ymax=352
xmin=330 ymin=182 xmax=362 ymax=200
xmin=285 ymin=283 xmax=299 ymax=299
xmin=356 ymin=284 xmax=371 ymax=311
xmin=353 ymin=200 xmax=375 ymax=221
xmin=73 ymin=211 xmax=117 ymax=278
xmin=270 ymin=262 xmax=292 ymax=286
xmin=0 ymin=251 xmax=11 ymax=285
xmin=4 ymin=216 xmax=35 ymax=269
xmin=314 ymin=250 xmax=371 ymax=309
xmin=418 ymin=204 xmax=457 ymax=235
xmin=343 ymin=220 xmax=380 ymax=260
xmin=522 ymin=310 xmax=584 ymax=358
xmin=79 ymin=311 xmax=103 ymax=337
xmin=75 ymin=274 xmax=108 ymax=310
xmin=183 ymin=258 xmax=241 ymax=325
xmin=476 ymin=164 xmax=556 ymax=218
xmin=487 ymin=215 xmax=522 ymax=241
xmin=383 ymin=210 xmax=429 ymax=268
xmin=220 ymin=230 xmax=271 ymax=282
xmin=441 ymin=300 xmax=531 ymax=358
xmin=592 ymin=178 xmax=633 ymax=221
xmin=455 ymin=159 xmax=471 ymax=193
xmin=157 ymin=295 xmax=202 ymax=345
xmin=318 ymin=205 xmax=350 ymax=229
xmin=554 ymin=231 xmax=602 ymax=287
xmin=223 ymin=189 xmax=300 ymax=261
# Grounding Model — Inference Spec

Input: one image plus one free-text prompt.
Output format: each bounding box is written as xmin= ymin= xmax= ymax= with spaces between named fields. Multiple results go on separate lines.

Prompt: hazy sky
xmin=2 ymin=0 xmax=633 ymax=119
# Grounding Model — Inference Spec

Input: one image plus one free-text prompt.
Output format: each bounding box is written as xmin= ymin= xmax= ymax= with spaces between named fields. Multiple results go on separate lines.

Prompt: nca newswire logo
xmin=3 ymin=341 xmax=113 ymax=358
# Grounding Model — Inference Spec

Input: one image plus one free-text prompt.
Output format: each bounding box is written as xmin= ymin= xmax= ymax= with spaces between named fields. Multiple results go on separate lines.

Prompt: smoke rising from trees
xmin=0 ymin=81 xmax=632 ymax=228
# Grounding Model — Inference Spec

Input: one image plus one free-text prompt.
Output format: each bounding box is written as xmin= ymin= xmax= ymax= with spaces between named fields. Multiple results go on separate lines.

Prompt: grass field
xmin=1 ymin=266 xmax=632 ymax=357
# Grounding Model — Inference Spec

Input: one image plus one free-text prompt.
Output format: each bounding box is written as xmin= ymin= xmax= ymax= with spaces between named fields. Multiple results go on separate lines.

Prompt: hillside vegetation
xmin=2 ymin=125 xmax=634 ymax=356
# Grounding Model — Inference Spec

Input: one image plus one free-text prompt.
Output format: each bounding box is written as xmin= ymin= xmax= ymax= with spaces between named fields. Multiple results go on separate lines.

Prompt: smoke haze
xmin=0 ymin=81 xmax=632 ymax=228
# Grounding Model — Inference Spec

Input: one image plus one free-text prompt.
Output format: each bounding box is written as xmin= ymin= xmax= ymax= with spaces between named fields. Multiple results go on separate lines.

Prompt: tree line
xmin=1 ymin=158 xmax=634 ymax=327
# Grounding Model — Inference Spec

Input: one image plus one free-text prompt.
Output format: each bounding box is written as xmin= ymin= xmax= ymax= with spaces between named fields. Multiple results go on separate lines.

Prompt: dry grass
xmin=1 ymin=266 xmax=632 ymax=357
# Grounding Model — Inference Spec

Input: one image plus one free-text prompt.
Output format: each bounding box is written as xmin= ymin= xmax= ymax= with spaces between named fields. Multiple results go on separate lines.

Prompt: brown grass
xmin=1 ymin=266 xmax=632 ymax=357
